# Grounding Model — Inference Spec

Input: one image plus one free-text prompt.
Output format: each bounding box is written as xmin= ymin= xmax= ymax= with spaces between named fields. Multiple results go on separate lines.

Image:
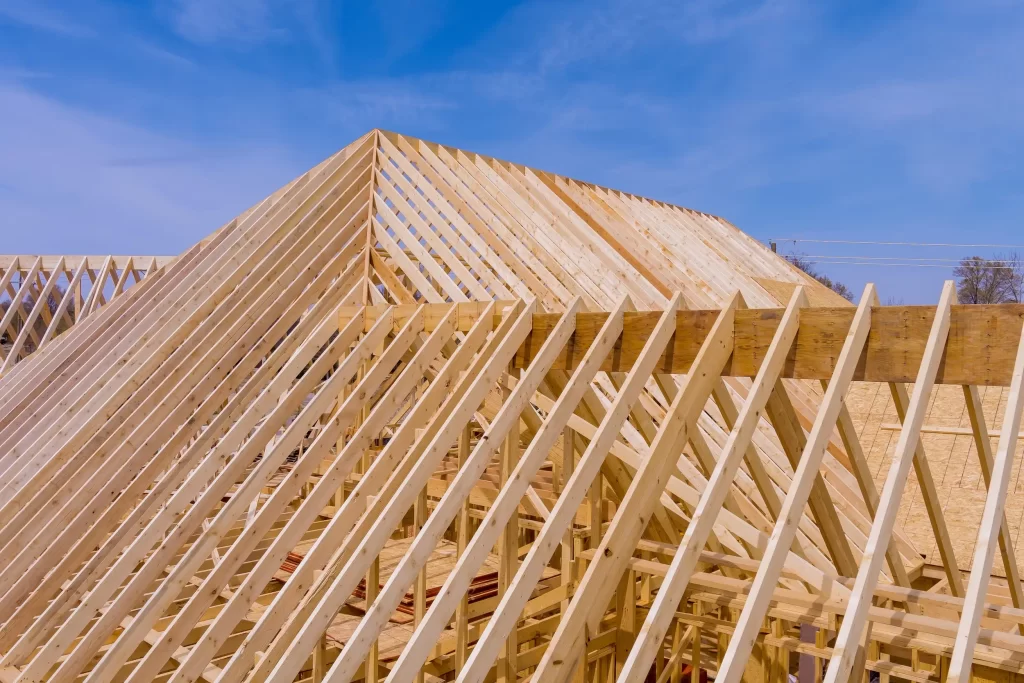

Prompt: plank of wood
xmin=348 ymin=303 xmax=1024 ymax=385
xmin=704 ymin=285 xmax=874 ymax=683
xmin=534 ymin=288 xmax=762 ymax=682
xmin=822 ymin=281 xmax=956 ymax=683
xmin=323 ymin=300 xmax=581 ymax=683
xmin=580 ymin=288 xmax=803 ymax=683
xmin=962 ymin=383 xmax=1024 ymax=616
xmin=386 ymin=296 xmax=626 ymax=681
xmin=947 ymin=327 xmax=1024 ymax=682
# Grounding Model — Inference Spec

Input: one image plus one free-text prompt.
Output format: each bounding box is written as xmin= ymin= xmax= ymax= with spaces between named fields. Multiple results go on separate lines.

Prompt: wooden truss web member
xmin=823 ymin=281 xmax=955 ymax=683
xmin=455 ymin=293 xmax=685 ymax=683
xmin=534 ymin=286 xmax=806 ymax=682
xmin=106 ymin=307 xmax=444 ymax=683
xmin=276 ymin=297 xmax=580 ymax=683
xmin=0 ymin=257 xmax=43 ymax=368
xmin=0 ymin=256 xmax=62 ymax=373
xmin=247 ymin=300 xmax=537 ymax=683
xmin=947 ymin=308 xmax=1024 ymax=681
xmin=199 ymin=302 xmax=502 ymax=683
xmin=379 ymin=294 xmax=630 ymax=682
xmin=631 ymin=283 xmax=873 ymax=683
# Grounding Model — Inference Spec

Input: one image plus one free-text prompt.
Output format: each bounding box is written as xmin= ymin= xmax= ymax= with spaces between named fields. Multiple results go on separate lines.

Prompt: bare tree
xmin=954 ymin=256 xmax=1014 ymax=303
xmin=997 ymin=251 xmax=1024 ymax=303
xmin=783 ymin=253 xmax=855 ymax=302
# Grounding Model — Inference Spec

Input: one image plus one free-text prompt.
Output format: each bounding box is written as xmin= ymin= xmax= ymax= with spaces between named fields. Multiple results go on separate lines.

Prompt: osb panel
xmin=847 ymin=382 xmax=1024 ymax=575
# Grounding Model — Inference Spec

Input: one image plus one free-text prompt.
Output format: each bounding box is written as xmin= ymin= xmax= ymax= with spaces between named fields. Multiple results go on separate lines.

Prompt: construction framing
xmin=0 ymin=256 xmax=172 ymax=370
xmin=2 ymin=129 xmax=1024 ymax=683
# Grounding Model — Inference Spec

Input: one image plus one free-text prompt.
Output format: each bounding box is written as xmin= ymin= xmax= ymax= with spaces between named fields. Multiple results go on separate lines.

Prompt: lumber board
xmin=346 ymin=304 xmax=1024 ymax=385
xmin=9 ymin=129 xmax=1024 ymax=683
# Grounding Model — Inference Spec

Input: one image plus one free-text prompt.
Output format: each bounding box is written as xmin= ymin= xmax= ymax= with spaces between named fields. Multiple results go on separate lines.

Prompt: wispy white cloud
xmin=0 ymin=0 xmax=93 ymax=37
xmin=1 ymin=0 xmax=1021 ymax=304
xmin=0 ymin=82 xmax=302 ymax=254
xmin=159 ymin=0 xmax=338 ymax=71
xmin=530 ymin=0 xmax=798 ymax=72
xmin=163 ymin=0 xmax=285 ymax=46
xmin=127 ymin=37 xmax=197 ymax=69
xmin=293 ymin=78 xmax=462 ymax=134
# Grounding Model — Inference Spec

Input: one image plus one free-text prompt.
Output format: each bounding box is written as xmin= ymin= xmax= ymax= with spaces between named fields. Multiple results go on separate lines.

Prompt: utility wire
xmin=789 ymin=261 xmax=1016 ymax=269
xmin=772 ymin=238 xmax=1024 ymax=249
xmin=791 ymin=255 xmax=1020 ymax=264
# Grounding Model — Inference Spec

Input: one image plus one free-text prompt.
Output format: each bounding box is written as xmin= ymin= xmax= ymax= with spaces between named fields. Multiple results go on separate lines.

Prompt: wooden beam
xmin=345 ymin=303 xmax=1024 ymax=385
xmin=1 ymin=257 xmax=65 ymax=371
xmin=385 ymin=296 xmax=626 ymax=681
xmin=535 ymin=289 xmax=755 ymax=682
xmin=604 ymin=288 xmax=806 ymax=683
xmin=0 ymin=255 xmax=174 ymax=270
xmin=947 ymin=326 xmax=1024 ymax=682
xmin=708 ymin=285 xmax=874 ymax=683
xmin=823 ymin=281 xmax=956 ymax=683
xmin=962 ymin=383 xmax=1024 ymax=615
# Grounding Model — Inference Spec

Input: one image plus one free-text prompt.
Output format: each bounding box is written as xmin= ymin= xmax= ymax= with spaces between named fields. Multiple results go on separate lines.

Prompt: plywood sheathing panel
xmin=848 ymin=382 xmax=1024 ymax=575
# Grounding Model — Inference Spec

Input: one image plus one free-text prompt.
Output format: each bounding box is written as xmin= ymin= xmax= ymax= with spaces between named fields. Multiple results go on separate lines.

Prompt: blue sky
xmin=1 ymin=0 xmax=1022 ymax=303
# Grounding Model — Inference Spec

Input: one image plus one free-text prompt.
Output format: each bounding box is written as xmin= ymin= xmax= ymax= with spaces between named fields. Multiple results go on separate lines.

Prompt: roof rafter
xmin=3 ymin=129 xmax=1024 ymax=683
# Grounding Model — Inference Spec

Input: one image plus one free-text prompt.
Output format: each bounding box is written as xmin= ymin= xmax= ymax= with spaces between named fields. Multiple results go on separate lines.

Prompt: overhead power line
xmin=794 ymin=254 xmax=1021 ymax=264
xmin=794 ymin=260 xmax=1016 ymax=269
xmin=772 ymin=238 xmax=1024 ymax=249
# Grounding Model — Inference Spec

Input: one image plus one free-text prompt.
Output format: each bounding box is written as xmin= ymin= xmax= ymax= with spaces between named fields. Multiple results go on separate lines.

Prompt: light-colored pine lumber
xmin=946 ymin=326 xmax=1024 ymax=682
xmin=6 ymin=131 xmax=1024 ymax=683
xmin=822 ymin=281 xmax=956 ymax=683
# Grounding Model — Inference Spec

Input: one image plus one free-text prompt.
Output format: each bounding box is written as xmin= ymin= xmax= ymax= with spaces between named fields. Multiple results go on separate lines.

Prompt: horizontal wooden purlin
xmin=0 ymin=255 xmax=175 ymax=270
xmin=344 ymin=303 xmax=1024 ymax=386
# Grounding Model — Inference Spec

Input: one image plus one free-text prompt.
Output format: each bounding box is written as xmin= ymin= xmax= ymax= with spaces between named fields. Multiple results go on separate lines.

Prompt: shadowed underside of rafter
xmin=1 ymin=129 xmax=1023 ymax=683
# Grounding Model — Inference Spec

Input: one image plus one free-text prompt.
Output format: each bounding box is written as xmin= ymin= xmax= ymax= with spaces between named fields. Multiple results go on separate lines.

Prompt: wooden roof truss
xmin=0 ymin=256 xmax=172 ymax=371
xmin=1 ymin=130 xmax=1024 ymax=683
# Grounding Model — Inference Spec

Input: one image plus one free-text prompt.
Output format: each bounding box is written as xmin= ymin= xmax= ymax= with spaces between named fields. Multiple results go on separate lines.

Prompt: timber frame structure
xmin=0 ymin=256 xmax=172 ymax=370
xmin=1 ymin=129 xmax=1024 ymax=683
